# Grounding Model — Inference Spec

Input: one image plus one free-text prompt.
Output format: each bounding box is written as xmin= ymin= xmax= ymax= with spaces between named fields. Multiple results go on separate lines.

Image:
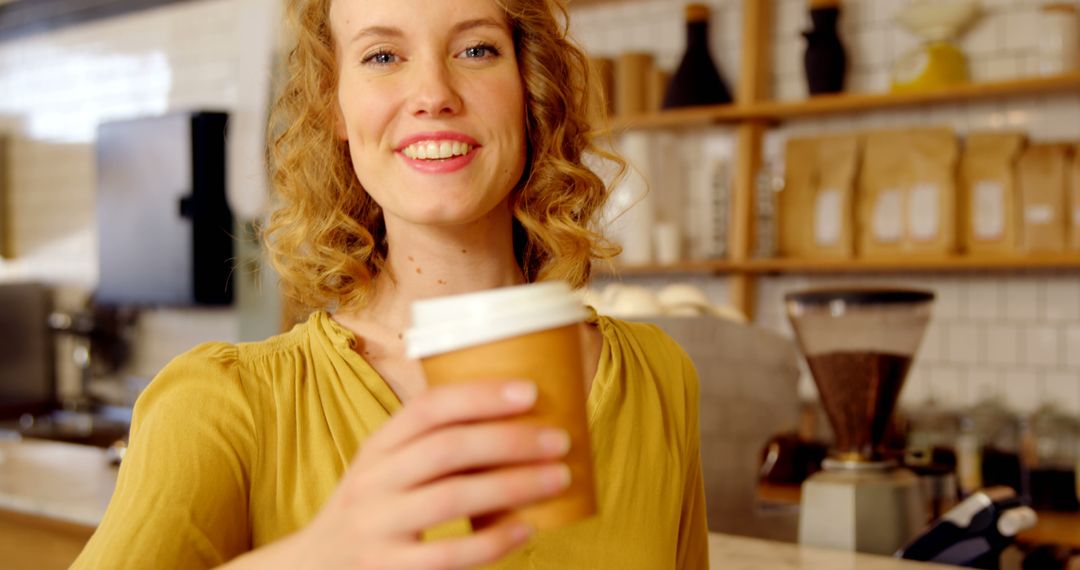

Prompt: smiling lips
xmin=402 ymin=140 xmax=473 ymax=160
xmin=396 ymin=132 xmax=480 ymax=173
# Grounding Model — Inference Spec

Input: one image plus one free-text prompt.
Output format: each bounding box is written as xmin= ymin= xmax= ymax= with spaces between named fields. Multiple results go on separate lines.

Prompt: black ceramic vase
xmin=803 ymin=6 xmax=847 ymax=95
xmin=662 ymin=3 xmax=732 ymax=108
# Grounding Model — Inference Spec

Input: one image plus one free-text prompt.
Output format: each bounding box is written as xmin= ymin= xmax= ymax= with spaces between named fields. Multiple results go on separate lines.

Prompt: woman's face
xmin=329 ymin=0 xmax=527 ymax=230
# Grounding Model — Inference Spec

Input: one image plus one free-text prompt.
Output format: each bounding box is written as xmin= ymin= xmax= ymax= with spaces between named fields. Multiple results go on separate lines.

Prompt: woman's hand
xmin=256 ymin=380 xmax=570 ymax=570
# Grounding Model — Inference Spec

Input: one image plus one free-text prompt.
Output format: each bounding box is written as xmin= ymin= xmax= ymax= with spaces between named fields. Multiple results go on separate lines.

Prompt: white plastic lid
xmin=405 ymin=281 xmax=588 ymax=359
xmin=996 ymin=506 xmax=1038 ymax=537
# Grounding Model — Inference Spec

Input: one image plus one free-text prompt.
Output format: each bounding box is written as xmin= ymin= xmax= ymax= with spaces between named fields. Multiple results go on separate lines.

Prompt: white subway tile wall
xmin=1001 ymin=368 xmax=1041 ymax=415
xmin=985 ymin=326 xmax=1020 ymax=366
xmin=969 ymin=365 xmax=1004 ymax=400
xmin=948 ymin=322 xmax=983 ymax=366
xmin=1066 ymin=325 xmax=1080 ymax=370
xmin=1042 ymin=277 xmax=1080 ymax=322
xmin=932 ymin=367 xmax=966 ymax=407
xmin=965 ymin=279 xmax=1002 ymax=321
xmin=575 ymin=0 xmax=1080 ymax=416
xmin=920 ymin=322 xmax=945 ymax=363
xmin=1024 ymin=324 xmax=1060 ymax=368
xmin=1046 ymin=371 xmax=1080 ymax=413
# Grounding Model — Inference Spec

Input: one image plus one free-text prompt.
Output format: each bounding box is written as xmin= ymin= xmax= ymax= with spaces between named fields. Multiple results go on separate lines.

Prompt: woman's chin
xmin=407 ymin=209 xmax=515 ymax=234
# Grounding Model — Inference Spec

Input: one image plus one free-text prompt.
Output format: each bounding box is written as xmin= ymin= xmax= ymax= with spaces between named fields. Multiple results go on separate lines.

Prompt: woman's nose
xmin=408 ymin=59 xmax=462 ymax=118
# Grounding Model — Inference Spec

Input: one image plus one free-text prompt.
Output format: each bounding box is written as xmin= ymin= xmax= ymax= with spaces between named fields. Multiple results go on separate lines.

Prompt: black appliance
xmin=95 ymin=111 xmax=233 ymax=306
xmin=0 ymin=283 xmax=54 ymax=419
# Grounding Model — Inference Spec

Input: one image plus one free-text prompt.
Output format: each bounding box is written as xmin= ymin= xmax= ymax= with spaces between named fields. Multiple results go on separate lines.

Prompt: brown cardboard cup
xmin=404 ymin=282 xmax=596 ymax=531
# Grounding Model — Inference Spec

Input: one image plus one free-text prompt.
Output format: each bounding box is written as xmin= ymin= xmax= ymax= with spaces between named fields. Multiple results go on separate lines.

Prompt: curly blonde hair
xmin=265 ymin=0 xmax=623 ymax=313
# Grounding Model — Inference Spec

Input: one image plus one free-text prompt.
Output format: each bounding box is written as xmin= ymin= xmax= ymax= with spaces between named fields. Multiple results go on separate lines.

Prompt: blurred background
xmin=1 ymin=0 xmax=1080 ymax=568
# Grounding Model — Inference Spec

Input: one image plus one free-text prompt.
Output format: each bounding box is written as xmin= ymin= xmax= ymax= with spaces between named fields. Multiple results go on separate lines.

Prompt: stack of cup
xmin=588 ymin=57 xmax=615 ymax=117
xmin=615 ymin=52 xmax=653 ymax=117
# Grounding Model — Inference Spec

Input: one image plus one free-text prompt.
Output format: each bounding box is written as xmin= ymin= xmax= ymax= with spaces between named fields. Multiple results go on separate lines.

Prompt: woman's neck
xmin=336 ymin=203 xmax=526 ymax=336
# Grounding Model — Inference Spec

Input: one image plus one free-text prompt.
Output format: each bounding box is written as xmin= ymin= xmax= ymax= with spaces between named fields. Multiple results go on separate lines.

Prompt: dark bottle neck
xmin=809 ymin=7 xmax=839 ymax=31
xmin=686 ymin=20 xmax=710 ymax=51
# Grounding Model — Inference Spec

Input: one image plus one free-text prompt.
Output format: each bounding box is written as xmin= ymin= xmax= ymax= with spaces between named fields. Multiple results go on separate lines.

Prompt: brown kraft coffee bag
xmin=858 ymin=127 xmax=958 ymax=257
xmin=959 ymin=132 xmax=1025 ymax=255
xmin=1018 ymin=144 xmax=1070 ymax=253
xmin=780 ymin=134 xmax=860 ymax=258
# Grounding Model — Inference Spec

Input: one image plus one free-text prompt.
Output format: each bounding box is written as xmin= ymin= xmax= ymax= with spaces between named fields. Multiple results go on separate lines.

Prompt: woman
xmin=74 ymin=0 xmax=708 ymax=568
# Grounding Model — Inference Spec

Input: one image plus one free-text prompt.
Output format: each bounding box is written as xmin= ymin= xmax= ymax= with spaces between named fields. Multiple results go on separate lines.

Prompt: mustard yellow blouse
xmin=73 ymin=310 xmax=708 ymax=569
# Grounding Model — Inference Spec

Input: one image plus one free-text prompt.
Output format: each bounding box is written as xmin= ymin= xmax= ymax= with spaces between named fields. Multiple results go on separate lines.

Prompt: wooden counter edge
xmin=0 ymin=506 xmax=96 ymax=569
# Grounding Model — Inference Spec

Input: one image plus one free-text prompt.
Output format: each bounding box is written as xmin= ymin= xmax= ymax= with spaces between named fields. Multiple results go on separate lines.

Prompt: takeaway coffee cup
xmin=404 ymin=281 xmax=596 ymax=530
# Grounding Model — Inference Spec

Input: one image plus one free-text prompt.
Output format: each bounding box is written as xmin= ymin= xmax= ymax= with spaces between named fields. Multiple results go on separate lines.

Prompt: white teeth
xmin=402 ymin=140 xmax=473 ymax=160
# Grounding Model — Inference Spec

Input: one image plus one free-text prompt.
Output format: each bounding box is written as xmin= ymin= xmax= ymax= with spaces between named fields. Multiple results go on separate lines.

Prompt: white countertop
xmin=707 ymin=533 xmax=953 ymax=569
xmin=0 ymin=437 xmax=116 ymax=527
xmin=0 ymin=438 xmax=949 ymax=568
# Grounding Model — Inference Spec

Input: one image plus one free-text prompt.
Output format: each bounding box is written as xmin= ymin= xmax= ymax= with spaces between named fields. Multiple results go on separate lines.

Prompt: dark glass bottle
xmin=662 ymin=4 xmax=732 ymax=109
xmin=803 ymin=5 xmax=847 ymax=95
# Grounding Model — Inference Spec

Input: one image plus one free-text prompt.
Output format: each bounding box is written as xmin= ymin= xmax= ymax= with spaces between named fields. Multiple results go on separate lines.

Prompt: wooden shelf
xmin=594 ymin=259 xmax=734 ymax=276
xmin=740 ymin=254 xmax=1080 ymax=274
xmin=611 ymin=104 xmax=745 ymax=131
xmin=604 ymin=254 xmax=1080 ymax=276
xmin=610 ymin=72 xmax=1080 ymax=130
xmin=571 ymin=0 xmax=648 ymax=6
xmin=1017 ymin=511 xmax=1080 ymax=549
xmin=751 ymin=72 xmax=1080 ymax=121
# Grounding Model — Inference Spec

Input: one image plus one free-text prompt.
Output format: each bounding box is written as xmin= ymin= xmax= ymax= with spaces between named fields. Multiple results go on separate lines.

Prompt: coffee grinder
xmin=786 ymin=288 xmax=934 ymax=555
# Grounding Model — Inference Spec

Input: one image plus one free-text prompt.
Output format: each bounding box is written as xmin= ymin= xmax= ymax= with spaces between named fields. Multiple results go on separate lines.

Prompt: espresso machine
xmin=786 ymin=288 xmax=933 ymax=555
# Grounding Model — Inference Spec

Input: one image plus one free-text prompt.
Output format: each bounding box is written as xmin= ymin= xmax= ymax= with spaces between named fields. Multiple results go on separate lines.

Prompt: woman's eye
xmin=462 ymin=43 xmax=499 ymax=59
xmin=362 ymin=50 xmax=397 ymax=65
